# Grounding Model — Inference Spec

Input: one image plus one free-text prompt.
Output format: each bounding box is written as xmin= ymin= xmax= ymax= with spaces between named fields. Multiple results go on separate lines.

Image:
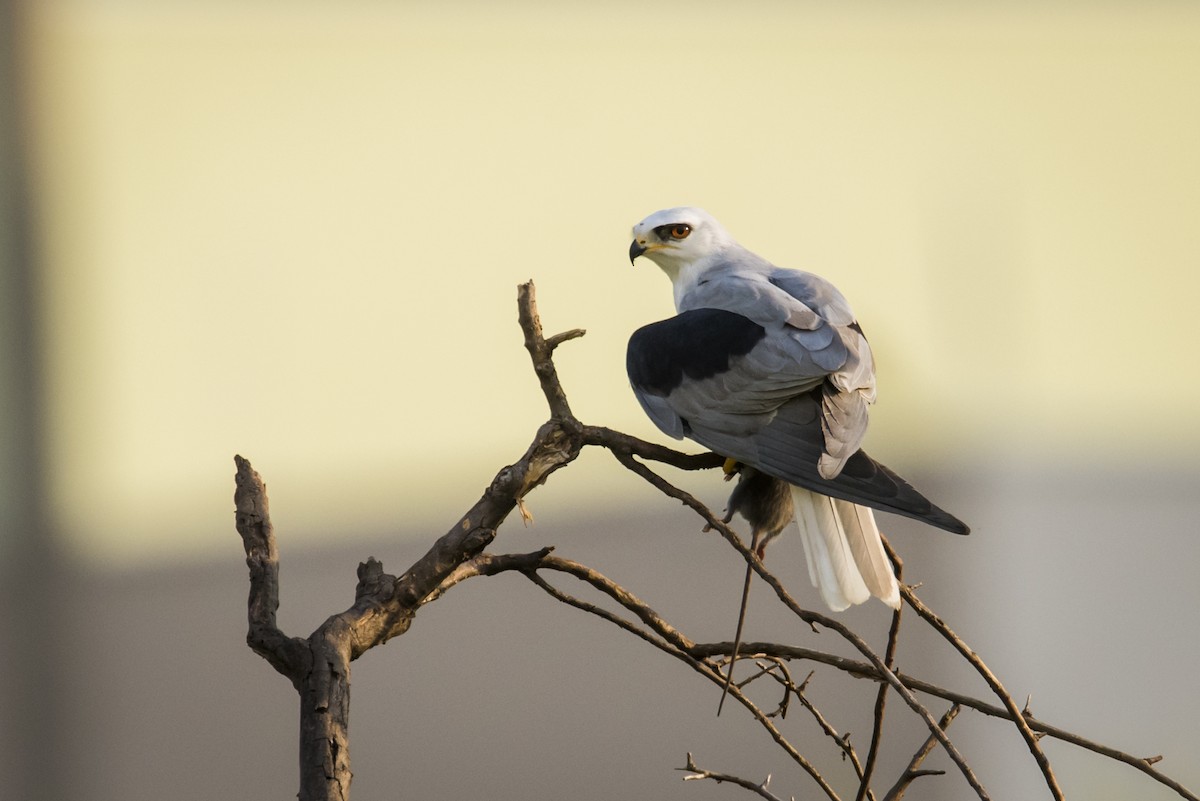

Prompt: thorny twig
xmin=607 ymin=451 xmax=991 ymax=800
xmin=679 ymin=753 xmax=791 ymax=801
xmin=882 ymin=705 xmax=960 ymax=801
xmin=728 ymin=657 xmax=795 ymax=719
xmin=791 ymin=671 xmax=871 ymax=785
xmin=902 ymin=586 xmax=1064 ymax=801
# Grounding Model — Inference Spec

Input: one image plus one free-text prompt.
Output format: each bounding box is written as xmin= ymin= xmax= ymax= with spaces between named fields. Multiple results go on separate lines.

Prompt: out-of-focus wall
xmin=16 ymin=1 xmax=1200 ymax=567
xmin=3 ymin=3 xmax=1198 ymax=800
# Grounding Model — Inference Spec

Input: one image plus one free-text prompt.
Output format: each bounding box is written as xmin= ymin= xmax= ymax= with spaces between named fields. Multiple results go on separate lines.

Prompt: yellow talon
xmin=722 ymin=458 xmax=741 ymax=479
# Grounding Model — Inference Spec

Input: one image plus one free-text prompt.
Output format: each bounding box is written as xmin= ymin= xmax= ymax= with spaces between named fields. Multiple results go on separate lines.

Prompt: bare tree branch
xmin=687 ymin=640 xmax=1198 ymax=801
xmin=791 ymin=671 xmax=871 ymax=787
xmin=523 ymin=556 xmax=841 ymax=801
xmin=583 ymin=424 xmax=726 ymax=472
xmin=901 ymin=586 xmax=1064 ymax=801
xmin=233 ymin=280 xmax=1198 ymax=801
xmin=231 ymin=282 xmax=596 ymax=799
xmin=519 ymin=281 xmax=582 ymax=422
xmin=233 ymin=456 xmax=310 ymax=683
xmin=882 ymin=704 xmax=959 ymax=801
xmin=679 ymin=752 xmax=791 ymax=801
xmin=855 ymin=542 xmax=903 ymax=801
xmin=737 ymin=657 xmax=796 ymax=719
xmin=606 ymin=451 xmax=991 ymax=801
xmin=421 ymin=547 xmax=557 ymax=605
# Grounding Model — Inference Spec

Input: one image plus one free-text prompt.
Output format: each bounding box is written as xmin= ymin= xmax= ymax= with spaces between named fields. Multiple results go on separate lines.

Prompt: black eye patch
xmin=653 ymin=223 xmax=692 ymax=240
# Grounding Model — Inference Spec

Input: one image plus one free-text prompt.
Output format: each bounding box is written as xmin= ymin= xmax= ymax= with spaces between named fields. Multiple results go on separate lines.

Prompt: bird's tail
xmin=790 ymin=486 xmax=900 ymax=611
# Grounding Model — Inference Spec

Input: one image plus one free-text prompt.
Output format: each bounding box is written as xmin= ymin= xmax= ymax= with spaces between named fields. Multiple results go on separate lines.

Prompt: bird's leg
xmin=717 ymin=528 xmax=759 ymax=716
xmin=722 ymin=457 xmax=741 ymax=481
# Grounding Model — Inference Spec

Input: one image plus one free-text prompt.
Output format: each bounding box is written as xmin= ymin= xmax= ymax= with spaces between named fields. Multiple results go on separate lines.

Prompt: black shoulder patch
xmin=627 ymin=308 xmax=766 ymax=396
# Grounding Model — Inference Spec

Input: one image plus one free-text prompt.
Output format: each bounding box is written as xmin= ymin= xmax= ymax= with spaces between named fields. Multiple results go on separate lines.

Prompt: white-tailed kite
xmin=626 ymin=207 xmax=969 ymax=615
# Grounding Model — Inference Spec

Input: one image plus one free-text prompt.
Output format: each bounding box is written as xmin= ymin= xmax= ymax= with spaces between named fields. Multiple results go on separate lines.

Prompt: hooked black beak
xmin=629 ymin=239 xmax=647 ymax=265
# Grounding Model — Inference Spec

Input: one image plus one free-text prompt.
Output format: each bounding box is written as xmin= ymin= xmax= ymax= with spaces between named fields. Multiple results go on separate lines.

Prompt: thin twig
xmin=882 ymin=704 xmax=960 ymax=801
xmin=731 ymin=657 xmax=795 ymax=718
xmin=611 ymin=451 xmax=991 ymax=801
xmin=678 ymin=752 xmax=790 ymax=801
xmin=689 ymin=639 xmax=1198 ymax=801
xmin=718 ymin=529 xmax=761 ymax=716
xmin=791 ymin=671 xmax=871 ymax=783
xmin=855 ymin=541 xmax=905 ymax=801
xmin=526 ymin=558 xmax=842 ymax=801
xmin=902 ymin=586 xmax=1064 ymax=801
xmin=760 ymin=658 xmax=795 ymax=719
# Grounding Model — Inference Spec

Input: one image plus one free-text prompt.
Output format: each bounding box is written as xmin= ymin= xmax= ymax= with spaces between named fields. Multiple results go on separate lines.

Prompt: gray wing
xmin=714 ymin=392 xmax=968 ymax=533
xmin=625 ymin=310 xmax=966 ymax=533
xmin=674 ymin=265 xmax=877 ymax=478
xmin=626 ymin=307 xmax=840 ymax=441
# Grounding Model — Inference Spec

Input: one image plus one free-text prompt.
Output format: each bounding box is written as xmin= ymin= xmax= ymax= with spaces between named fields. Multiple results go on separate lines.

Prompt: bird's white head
xmin=629 ymin=206 xmax=736 ymax=279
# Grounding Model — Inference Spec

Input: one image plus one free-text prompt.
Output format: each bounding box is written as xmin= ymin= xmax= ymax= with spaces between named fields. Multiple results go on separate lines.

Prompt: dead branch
xmin=882 ymin=705 xmax=960 ymax=801
xmin=232 ymin=283 xmax=599 ymax=799
xmin=687 ymin=640 xmax=1197 ymax=801
xmin=606 ymin=451 xmax=990 ymax=800
xmin=234 ymin=458 xmax=309 ymax=683
xmin=525 ymin=555 xmax=841 ymax=801
xmin=791 ymin=671 xmax=872 ymax=789
xmin=233 ymin=280 xmax=1198 ymax=801
xmin=583 ymin=424 xmax=725 ymax=472
xmin=741 ymin=657 xmax=796 ymax=718
xmin=854 ymin=544 xmax=903 ymax=801
xmin=679 ymin=752 xmax=791 ymax=801
xmin=902 ymin=586 xmax=1063 ymax=801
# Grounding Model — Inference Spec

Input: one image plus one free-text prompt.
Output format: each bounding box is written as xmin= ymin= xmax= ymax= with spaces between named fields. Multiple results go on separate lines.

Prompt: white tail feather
xmin=791 ymin=487 xmax=869 ymax=611
xmin=790 ymin=486 xmax=899 ymax=611
xmin=796 ymin=512 xmax=820 ymax=588
xmin=835 ymin=500 xmax=900 ymax=609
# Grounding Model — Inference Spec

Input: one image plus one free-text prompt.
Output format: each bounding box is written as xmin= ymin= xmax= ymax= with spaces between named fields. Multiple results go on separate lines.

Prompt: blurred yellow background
xmin=18 ymin=1 xmax=1200 ymax=566
xmin=3 ymin=3 xmax=1199 ymax=801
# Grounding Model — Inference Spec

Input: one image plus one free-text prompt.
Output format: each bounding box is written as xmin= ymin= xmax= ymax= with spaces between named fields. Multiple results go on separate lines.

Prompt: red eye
xmin=669 ymin=224 xmax=691 ymax=240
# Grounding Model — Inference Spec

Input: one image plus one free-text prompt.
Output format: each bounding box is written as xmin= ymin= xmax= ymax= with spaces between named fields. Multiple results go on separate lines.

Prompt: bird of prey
xmin=626 ymin=207 xmax=969 ymax=615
